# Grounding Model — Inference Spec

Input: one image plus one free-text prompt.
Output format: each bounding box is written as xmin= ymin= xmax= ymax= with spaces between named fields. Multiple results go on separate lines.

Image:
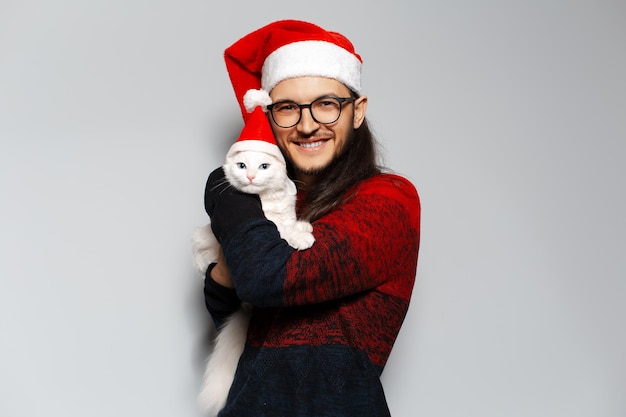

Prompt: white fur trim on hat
xmin=261 ymin=40 xmax=362 ymax=93
xmin=243 ymin=89 xmax=272 ymax=113
xmin=226 ymin=140 xmax=285 ymax=163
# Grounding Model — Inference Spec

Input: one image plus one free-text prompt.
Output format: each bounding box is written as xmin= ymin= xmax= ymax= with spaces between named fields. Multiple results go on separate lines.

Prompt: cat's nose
xmin=247 ymin=175 xmax=255 ymax=182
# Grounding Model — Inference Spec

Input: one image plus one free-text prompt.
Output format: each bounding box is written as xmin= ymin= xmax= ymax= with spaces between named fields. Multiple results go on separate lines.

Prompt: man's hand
xmin=210 ymin=246 xmax=234 ymax=289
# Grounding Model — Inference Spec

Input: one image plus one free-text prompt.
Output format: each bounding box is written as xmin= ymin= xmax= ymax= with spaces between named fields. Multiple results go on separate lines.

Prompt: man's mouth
xmin=297 ymin=140 xmax=326 ymax=149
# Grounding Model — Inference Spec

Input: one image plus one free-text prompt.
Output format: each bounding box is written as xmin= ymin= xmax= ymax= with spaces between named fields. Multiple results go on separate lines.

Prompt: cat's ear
xmin=286 ymin=179 xmax=297 ymax=196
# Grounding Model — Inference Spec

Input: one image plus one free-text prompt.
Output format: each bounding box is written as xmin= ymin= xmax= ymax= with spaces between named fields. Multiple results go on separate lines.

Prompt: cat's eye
xmin=259 ymin=163 xmax=270 ymax=170
xmin=237 ymin=162 xmax=246 ymax=169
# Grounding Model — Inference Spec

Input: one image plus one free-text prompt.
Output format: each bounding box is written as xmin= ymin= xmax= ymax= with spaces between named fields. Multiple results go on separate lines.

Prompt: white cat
xmin=191 ymin=149 xmax=314 ymax=416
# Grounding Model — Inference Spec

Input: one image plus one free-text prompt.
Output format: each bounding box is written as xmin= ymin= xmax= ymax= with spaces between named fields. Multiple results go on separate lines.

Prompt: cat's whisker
xmin=210 ymin=180 xmax=232 ymax=194
xmin=219 ymin=181 xmax=235 ymax=194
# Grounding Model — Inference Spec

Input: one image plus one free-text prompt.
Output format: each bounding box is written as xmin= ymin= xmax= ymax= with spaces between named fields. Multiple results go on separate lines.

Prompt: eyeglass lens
xmin=271 ymin=97 xmax=348 ymax=128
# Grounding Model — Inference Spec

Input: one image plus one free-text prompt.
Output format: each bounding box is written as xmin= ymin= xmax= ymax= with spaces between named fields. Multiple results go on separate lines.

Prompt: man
xmin=202 ymin=19 xmax=420 ymax=416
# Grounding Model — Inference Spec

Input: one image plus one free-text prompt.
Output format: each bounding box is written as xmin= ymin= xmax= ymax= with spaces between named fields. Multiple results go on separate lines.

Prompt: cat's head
xmin=223 ymin=150 xmax=295 ymax=195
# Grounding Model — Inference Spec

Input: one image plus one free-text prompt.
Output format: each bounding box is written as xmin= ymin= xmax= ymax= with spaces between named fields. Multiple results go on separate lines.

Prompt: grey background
xmin=1 ymin=1 xmax=624 ymax=416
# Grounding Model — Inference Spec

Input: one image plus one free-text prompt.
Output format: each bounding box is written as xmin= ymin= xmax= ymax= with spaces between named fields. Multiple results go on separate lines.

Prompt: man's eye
xmin=275 ymin=102 xmax=297 ymax=112
xmin=316 ymin=99 xmax=339 ymax=108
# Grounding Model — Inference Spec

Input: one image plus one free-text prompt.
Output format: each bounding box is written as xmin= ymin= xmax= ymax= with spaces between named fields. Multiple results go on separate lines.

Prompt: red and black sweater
xmin=205 ymin=173 xmax=420 ymax=417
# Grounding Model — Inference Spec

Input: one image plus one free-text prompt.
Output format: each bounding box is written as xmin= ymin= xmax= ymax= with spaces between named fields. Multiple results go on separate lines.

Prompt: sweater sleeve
xmin=203 ymin=263 xmax=242 ymax=329
xmin=221 ymin=174 xmax=421 ymax=308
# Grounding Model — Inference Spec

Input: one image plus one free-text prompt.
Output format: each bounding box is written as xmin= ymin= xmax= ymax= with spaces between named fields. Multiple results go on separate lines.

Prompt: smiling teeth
xmin=300 ymin=141 xmax=324 ymax=148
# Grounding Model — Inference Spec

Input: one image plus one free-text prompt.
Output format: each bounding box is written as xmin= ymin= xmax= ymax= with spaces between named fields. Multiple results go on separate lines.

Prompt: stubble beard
xmin=290 ymin=159 xmax=332 ymax=177
xmin=279 ymin=128 xmax=357 ymax=179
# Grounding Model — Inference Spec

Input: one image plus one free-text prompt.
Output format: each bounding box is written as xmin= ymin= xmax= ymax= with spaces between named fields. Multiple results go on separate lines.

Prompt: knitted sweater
xmin=205 ymin=173 xmax=420 ymax=417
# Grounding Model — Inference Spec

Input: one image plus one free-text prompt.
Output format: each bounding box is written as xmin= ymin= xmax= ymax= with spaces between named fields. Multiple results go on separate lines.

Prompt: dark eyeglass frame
xmin=267 ymin=96 xmax=356 ymax=128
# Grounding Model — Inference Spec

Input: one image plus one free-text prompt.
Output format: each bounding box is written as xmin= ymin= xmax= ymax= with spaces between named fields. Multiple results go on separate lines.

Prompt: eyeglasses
xmin=267 ymin=96 xmax=356 ymax=128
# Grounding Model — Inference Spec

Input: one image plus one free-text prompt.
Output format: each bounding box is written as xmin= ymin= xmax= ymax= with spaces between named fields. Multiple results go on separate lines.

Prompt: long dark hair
xmin=292 ymin=115 xmax=382 ymax=222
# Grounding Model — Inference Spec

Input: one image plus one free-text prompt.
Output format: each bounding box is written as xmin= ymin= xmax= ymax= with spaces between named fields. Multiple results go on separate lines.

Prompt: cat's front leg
xmin=191 ymin=223 xmax=220 ymax=276
xmin=283 ymin=223 xmax=315 ymax=250
xmin=294 ymin=220 xmax=313 ymax=233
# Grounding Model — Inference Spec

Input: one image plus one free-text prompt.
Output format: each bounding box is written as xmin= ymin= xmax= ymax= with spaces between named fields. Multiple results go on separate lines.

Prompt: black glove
xmin=204 ymin=167 xmax=265 ymax=243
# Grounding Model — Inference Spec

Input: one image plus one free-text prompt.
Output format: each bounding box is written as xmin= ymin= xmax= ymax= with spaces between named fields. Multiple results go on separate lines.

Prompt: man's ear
xmin=353 ymin=96 xmax=368 ymax=129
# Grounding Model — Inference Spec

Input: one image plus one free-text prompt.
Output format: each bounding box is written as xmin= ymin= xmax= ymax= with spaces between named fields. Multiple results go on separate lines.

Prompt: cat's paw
xmin=285 ymin=230 xmax=315 ymax=250
xmin=191 ymin=224 xmax=220 ymax=276
xmin=294 ymin=220 xmax=313 ymax=233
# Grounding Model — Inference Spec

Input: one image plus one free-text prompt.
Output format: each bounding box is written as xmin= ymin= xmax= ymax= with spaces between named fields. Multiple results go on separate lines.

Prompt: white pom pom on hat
xmin=243 ymin=89 xmax=272 ymax=113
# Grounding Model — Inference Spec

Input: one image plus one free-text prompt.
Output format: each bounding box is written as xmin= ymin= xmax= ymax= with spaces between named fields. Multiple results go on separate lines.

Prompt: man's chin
xmin=293 ymin=163 xmax=330 ymax=177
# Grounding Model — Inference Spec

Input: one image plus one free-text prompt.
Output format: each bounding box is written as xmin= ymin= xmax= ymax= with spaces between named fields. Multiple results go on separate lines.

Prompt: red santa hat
xmin=224 ymin=19 xmax=363 ymax=120
xmin=226 ymin=105 xmax=285 ymax=163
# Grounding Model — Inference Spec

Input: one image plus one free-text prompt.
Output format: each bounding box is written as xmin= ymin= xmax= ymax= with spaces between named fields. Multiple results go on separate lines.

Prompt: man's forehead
xmin=270 ymin=76 xmax=351 ymax=101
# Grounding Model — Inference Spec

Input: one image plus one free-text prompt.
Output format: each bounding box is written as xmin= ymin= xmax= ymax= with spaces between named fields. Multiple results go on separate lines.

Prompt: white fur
xmin=243 ymin=89 xmax=272 ymax=112
xmin=191 ymin=222 xmax=220 ymax=276
xmin=223 ymin=149 xmax=315 ymax=250
xmin=197 ymin=304 xmax=251 ymax=416
xmin=262 ymin=40 xmax=362 ymax=94
xmin=193 ymin=148 xmax=314 ymax=415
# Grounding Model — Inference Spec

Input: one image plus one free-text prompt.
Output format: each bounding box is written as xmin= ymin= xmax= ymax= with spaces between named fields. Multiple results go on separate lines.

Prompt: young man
xmin=202 ymin=20 xmax=420 ymax=416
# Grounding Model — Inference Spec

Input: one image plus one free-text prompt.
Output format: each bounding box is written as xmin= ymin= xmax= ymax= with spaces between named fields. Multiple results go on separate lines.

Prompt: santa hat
xmin=226 ymin=105 xmax=284 ymax=163
xmin=225 ymin=19 xmax=363 ymax=120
